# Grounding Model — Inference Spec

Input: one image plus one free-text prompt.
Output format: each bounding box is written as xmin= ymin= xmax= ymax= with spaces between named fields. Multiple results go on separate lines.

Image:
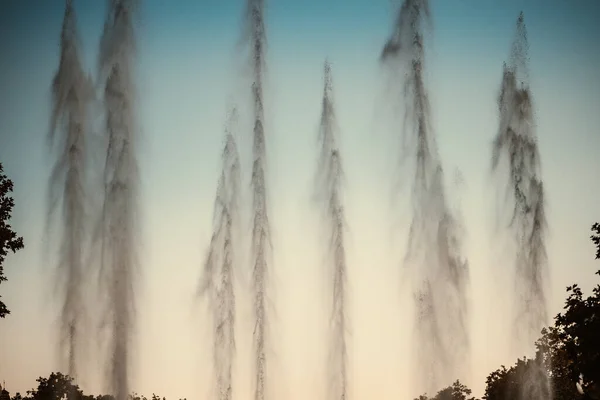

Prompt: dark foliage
xmin=592 ymin=223 xmax=599 ymax=260
xmin=0 ymin=162 xmax=25 ymax=318
xmin=23 ymin=372 xmax=92 ymax=400
xmin=551 ymin=224 xmax=600 ymax=391
xmin=2 ymin=372 xmax=184 ymax=400
xmin=415 ymin=380 xmax=476 ymax=400
xmin=483 ymin=223 xmax=600 ymax=400
xmin=481 ymin=355 xmax=551 ymax=400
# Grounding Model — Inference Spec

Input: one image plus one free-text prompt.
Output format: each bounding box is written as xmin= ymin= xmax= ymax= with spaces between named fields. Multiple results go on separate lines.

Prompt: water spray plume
xmin=96 ymin=1 xmax=140 ymax=399
xmin=380 ymin=0 xmax=470 ymax=394
xmin=491 ymin=12 xmax=551 ymax=399
xmin=315 ymin=60 xmax=349 ymax=400
xmin=47 ymin=0 xmax=94 ymax=381
xmin=492 ymin=11 xmax=548 ymax=354
xmin=241 ymin=0 xmax=273 ymax=400
xmin=199 ymin=108 xmax=241 ymax=400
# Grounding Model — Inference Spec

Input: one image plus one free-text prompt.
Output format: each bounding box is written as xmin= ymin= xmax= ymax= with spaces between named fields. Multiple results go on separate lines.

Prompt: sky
xmin=0 ymin=0 xmax=599 ymax=399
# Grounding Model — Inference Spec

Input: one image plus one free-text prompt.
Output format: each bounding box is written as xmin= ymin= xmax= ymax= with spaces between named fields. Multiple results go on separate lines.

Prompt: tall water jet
xmin=492 ymin=11 xmax=549 ymax=366
xmin=314 ymin=61 xmax=349 ymax=400
xmin=46 ymin=0 xmax=94 ymax=380
xmin=380 ymin=0 xmax=470 ymax=395
xmin=241 ymin=0 xmax=273 ymax=399
xmin=96 ymin=1 xmax=140 ymax=399
xmin=199 ymin=108 xmax=241 ymax=400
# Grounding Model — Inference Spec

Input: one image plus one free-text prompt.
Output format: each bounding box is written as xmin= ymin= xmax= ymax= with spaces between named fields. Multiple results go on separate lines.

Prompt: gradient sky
xmin=0 ymin=0 xmax=599 ymax=399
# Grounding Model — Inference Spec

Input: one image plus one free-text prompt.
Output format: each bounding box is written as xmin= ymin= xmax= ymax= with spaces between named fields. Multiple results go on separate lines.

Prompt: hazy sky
xmin=0 ymin=0 xmax=599 ymax=399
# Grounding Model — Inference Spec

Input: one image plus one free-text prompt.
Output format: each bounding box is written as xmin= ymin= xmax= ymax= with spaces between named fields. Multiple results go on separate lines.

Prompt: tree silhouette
xmin=414 ymin=380 xmax=476 ymax=400
xmin=16 ymin=373 xmax=180 ymax=400
xmin=482 ymin=355 xmax=550 ymax=400
xmin=0 ymin=162 xmax=25 ymax=318
xmin=436 ymin=380 xmax=476 ymax=400
xmin=592 ymin=223 xmax=599 ymax=260
xmin=483 ymin=223 xmax=600 ymax=400
xmin=532 ymin=327 xmax=578 ymax=400
xmin=23 ymin=372 xmax=93 ymax=400
xmin=550 ymin=225 xmax=600 ymax=397
xmin=1 ymin=385 xmax=10 ymax=400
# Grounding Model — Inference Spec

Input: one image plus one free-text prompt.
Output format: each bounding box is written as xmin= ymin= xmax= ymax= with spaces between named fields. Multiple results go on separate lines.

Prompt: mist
xmin=2 ymin=1 xmax=599 ymax=400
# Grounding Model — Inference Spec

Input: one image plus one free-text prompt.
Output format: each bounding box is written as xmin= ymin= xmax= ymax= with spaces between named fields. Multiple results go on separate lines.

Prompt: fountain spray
xmin=380 ymin=0 xmax=470 ymax=394
xmin=47 ymin=0 xmax=94 ymax=380
xmin=241 ymin=0 xmax=273 ymax=399
xmin=96 ymin=1 xmax=140 ymax=399
xmin=491 ymin=13 xmax=551 ymax=399
xmin=315 ymin=60 xmax=349 ymax=400
xmin=199 ymin=108 xmax=241 ymax=400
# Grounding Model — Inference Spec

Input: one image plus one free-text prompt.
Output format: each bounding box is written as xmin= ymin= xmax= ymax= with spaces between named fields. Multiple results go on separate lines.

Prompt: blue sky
xmin=0 ymin=1 xmax=599 ymax=399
